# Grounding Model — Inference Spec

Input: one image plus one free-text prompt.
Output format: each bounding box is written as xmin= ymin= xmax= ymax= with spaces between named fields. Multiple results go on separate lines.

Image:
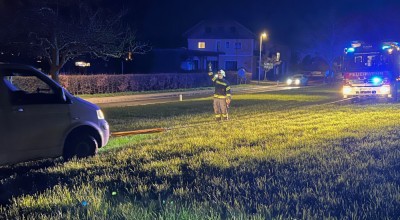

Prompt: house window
xmin=225 ymin=42 xmax=230 ymax=49
xmin=216 ymin=41 xmax=221 ymax=51
xmin=225 ymin=61 xmax=237 ymax=71
xmin=198 ymin=42 xmax=206 ymax=49
xmin=235 ymin=42 xmax=242 ymax=49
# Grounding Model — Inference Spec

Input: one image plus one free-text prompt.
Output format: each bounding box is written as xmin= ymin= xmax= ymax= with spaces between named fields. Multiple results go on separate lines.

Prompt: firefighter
xmin=208 ymin=63 xmax=232 ymax=121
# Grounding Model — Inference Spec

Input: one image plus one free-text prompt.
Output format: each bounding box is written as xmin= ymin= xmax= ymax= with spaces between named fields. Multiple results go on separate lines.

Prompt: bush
xmin=56 ymin=72 xmax=251 ymax=95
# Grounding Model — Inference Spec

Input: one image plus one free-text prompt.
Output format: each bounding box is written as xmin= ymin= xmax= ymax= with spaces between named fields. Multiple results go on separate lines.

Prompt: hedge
xmin=56 ymin=72 xmax=251 ymax=95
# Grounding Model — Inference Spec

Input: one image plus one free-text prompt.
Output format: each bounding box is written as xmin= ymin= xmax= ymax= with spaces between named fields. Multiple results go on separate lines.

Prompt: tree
xmin=0 ymin=0 xmax=150 ymax=82
xmin=294 ymin=8 xmax=346 ymax=78
xmin=295 ymin=2 xmax=400 ymax=79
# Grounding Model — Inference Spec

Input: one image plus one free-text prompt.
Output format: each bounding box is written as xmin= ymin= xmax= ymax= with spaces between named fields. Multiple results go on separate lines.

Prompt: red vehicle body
xmin=342 ymin=41 xmax=399 ymax=101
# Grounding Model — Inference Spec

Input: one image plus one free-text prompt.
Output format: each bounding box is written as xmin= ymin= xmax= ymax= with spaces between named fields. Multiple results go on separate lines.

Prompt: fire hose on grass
xmin=110 ymin=97 xmax=353 ymax=138
xmin=111 ymin=128 xmax=166 ymax=137
xmin=110 ymin=120 xmax=223 ymax=137
xmin=110 ymin=123 xmax=212 ymax=137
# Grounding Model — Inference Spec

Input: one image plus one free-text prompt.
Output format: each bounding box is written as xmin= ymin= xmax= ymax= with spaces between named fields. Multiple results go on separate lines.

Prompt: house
xmin=183 ymin=20 xmax=257 ymax=74
xmin=59 ymin=20 xmax=289 ymax=78
xmin=133 ymin=48 xmax=222 ymax=73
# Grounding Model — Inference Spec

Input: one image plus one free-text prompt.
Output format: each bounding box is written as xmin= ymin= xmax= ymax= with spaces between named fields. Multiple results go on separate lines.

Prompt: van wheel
xmin=63 ymin=135 xmax=98 ymax=161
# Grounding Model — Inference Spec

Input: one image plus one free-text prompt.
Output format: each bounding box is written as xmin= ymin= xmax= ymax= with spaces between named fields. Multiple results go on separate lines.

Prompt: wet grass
xmin=2 ymin=86 xmax=400 ymax=219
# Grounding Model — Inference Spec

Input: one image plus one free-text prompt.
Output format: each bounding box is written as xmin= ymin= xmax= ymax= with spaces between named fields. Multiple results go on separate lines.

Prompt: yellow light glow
xmin=198 ymin=42 xmax=205 ymax=49
xmin=261 ymin=32 xmax=267 ymax=39
xmin=75 ymin=61 xmax=91 ymax=67
xmin=343 ymin=86 xmax=352 ymax=94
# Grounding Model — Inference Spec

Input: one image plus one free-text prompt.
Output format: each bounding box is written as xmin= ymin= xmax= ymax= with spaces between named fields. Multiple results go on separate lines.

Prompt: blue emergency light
xmin=346 ymin=47 xmax=355 ymax=53
xmin=372 ymin=77 xmax=382 ymax=85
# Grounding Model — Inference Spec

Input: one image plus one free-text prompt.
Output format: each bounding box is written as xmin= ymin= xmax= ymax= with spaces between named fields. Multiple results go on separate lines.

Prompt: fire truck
xmin=342 ymin=41 xmax=399 ymax=101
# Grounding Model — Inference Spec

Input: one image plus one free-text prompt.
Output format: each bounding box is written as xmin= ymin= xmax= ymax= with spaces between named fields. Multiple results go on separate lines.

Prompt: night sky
xmin=1 ymin=0 xmax=400 ymax=48
xmin=114 ymin=0 xmax=400 ymax=48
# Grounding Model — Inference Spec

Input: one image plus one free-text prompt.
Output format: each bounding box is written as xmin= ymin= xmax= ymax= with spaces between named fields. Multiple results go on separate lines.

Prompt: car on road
xmin=286 ymin=74 xmax=309 ymax=86
xmin=0 ymin=63 xmax=110 ymax=165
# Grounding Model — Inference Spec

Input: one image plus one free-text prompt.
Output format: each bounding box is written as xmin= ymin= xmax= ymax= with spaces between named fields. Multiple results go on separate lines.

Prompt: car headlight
xmin=97 ymin=109 xmax=105 ymax=120
xmin=295 ymin=79 xmax=300 ymax=85
xmin=286 ymin=79 xmax=293 ymax=85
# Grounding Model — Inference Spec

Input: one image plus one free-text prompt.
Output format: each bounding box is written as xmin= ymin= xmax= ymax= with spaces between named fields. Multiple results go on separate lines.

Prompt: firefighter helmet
xmin=217 ymin=69 xmax=226 ymax=77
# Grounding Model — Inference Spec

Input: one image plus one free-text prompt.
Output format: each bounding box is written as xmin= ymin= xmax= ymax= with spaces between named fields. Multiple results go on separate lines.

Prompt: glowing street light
xmin=258 ymin=32 xmax=267 ymax=84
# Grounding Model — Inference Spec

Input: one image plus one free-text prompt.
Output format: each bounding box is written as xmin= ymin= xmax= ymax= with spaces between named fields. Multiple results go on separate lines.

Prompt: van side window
xmin=3 ymin=72 xmax=58 ymax=105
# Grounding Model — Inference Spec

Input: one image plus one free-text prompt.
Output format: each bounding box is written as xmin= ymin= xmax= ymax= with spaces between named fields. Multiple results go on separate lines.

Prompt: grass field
xmin=2 ymin=85 xmax=400 ymax=219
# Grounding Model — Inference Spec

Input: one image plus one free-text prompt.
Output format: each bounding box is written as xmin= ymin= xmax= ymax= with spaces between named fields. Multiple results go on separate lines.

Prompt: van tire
xmin=63 ymin=135 xmax=98 ymax=161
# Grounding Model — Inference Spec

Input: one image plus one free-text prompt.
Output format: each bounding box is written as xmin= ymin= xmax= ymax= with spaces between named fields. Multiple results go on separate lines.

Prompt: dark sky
xmin=112 ymin=0 xmax=400 ymax=48
xmin=2 ymin=0 xmax=400 ymax=48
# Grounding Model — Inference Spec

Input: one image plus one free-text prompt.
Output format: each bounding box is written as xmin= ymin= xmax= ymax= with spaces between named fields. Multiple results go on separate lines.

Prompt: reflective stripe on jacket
xmin=208 ymin=71 xmax=232 ymax=99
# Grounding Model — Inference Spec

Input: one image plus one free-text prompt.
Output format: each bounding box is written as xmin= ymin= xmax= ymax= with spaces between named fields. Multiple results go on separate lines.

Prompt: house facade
xmin=184 ymin=20 xmax=256 ymax=74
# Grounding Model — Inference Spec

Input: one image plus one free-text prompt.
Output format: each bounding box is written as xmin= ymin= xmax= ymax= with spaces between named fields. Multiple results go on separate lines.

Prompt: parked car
xmin=286 ymin=74 xmax=309 ymax=86
xmin=0 ymin=63 xmax=110 ymax=165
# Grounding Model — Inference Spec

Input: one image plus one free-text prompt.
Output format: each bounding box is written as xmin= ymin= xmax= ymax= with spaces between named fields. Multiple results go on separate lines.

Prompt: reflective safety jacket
xmin=208 ymin=71 xmax=232 ymax=99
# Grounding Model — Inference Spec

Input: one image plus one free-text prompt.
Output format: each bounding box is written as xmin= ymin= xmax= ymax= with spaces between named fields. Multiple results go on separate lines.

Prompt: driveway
xmin=83 ymin=82 xmax=307 ymax=107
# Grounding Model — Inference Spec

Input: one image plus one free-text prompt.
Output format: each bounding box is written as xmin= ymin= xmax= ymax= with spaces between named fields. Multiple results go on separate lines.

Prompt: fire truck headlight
xmin=380 ymin=85 xmax=390 ymax=94
xmin=295 ymin=79 xmax=300 ymax=85
xmin=286 ymin=79 xmax=293 ymax=85
xmin=343 ymin=86 xmax=352 ymax=94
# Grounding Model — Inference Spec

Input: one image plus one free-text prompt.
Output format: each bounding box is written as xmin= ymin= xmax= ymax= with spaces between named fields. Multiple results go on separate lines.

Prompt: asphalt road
xmin=84 ymin=83 xmax=305 ymax=108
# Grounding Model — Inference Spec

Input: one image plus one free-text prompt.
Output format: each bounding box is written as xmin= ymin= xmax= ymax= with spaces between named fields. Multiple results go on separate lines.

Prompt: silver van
xmin=0 ymin=64 xmax=110 ymax=165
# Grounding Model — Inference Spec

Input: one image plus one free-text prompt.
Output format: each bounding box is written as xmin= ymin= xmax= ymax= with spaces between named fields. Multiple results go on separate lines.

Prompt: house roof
xmin=183 ymin=20 xmax=256 ymax=39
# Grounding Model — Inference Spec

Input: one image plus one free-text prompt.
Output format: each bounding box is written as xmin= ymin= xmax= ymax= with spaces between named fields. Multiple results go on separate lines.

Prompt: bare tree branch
xmin=0 ymin=0 xmax=150 ymax=82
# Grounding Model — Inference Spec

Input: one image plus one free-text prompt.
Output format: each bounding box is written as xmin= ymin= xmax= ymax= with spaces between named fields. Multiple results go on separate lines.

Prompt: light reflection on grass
xmin=2 ymin=86 xmax=400 ymax=219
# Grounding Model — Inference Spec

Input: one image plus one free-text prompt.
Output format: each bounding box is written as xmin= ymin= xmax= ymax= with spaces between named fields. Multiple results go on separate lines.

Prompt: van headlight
xmin=97 ymin=110 xmax=105 ymax=120
xmin=286 ymin=79 xmax=293 ymax=85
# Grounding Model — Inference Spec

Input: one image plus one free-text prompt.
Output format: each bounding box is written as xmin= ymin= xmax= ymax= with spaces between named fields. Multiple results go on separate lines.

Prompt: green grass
xmin=103 ymin=85 xmax=337 ymax=132
xmin=2 ymin=85 xmax=400 ymax=219
xmin=77 ymin=84 xmax=253 ymax=99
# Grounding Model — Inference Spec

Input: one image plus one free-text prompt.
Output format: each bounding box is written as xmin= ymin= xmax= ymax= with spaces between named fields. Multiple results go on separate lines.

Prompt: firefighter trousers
xmin=213 ymin=98 xmax=228 ymax=120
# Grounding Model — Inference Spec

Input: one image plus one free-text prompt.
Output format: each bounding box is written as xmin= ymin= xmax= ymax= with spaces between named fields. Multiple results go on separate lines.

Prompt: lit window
xmin=198 ymin=42 xmax=205 ymax=49
xmin=75 ymin=61 xmax=91 ymax=67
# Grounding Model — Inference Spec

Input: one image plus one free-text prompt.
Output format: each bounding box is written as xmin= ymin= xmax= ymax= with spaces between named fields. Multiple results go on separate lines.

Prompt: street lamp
xmin=258 ymin=32 xmax=267 ymax=84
